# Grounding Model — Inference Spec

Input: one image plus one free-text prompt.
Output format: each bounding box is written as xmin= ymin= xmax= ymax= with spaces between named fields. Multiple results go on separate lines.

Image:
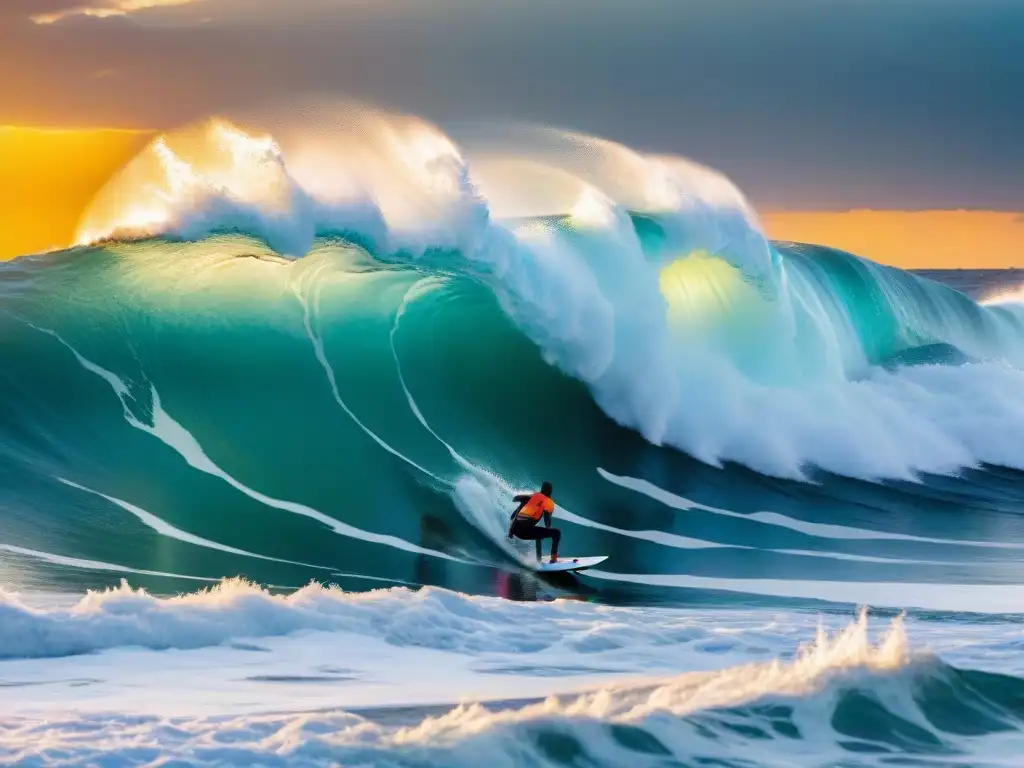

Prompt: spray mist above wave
xmin=75 ymin=99 xmax=772 ymax=272
xmin=70 ymin=98 xmax=1024 ymax=482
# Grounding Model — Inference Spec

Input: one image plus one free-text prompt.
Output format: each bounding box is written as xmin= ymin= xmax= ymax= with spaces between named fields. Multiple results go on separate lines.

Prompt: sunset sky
xmin=1 ymin=0 xmax=1021 ymax=266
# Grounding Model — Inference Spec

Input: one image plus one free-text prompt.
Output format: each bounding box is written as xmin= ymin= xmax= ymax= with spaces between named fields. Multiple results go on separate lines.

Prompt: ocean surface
xmin=4 ymin=104 xmax=1024 ymax=766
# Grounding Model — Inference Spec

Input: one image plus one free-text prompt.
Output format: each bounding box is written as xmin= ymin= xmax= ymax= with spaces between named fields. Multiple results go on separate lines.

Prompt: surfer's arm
xmin=542 ymin=497 xmax=556 ymax=527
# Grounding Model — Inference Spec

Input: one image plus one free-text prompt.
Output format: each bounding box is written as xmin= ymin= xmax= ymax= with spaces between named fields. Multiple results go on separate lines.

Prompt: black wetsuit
xmin=508 ymin=494 xmax=561 ymax=561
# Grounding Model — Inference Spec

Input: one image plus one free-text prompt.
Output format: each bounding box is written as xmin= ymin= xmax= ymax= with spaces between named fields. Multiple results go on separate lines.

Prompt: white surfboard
xmin=534 ymin=555 xmax=607 ymax=573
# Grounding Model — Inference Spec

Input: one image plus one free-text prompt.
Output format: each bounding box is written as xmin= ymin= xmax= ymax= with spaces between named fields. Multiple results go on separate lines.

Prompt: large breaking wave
xmin=5 ymin=98 xmax=1024 ymax=609
xmin=54 ymin=99 xmax=1024 ymax=483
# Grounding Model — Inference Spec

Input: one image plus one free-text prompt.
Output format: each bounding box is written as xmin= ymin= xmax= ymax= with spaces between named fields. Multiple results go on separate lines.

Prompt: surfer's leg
xmin=511 ymin=519 xmax=544 ymax=560
xmin=520 ymin=527 xmax=560 ymax=562
xmin=548 ymin=527 xmax=561 ymax=559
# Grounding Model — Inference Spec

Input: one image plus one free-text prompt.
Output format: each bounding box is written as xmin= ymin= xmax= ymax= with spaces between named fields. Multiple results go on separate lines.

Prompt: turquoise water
xmin=5 ymin=235 xmax=1024 ymax=608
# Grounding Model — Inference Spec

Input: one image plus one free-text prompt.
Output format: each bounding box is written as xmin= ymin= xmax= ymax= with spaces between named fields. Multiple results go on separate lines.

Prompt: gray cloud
xmin=2 ymin=0 xmax=1022 ymax=210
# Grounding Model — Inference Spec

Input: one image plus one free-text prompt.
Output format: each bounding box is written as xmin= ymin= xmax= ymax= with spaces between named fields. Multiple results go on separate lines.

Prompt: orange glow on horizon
xmin=0 ymin=126 xmax=155 ymax=260
xmin=763 ymin=210 xmax=1024 ymax=270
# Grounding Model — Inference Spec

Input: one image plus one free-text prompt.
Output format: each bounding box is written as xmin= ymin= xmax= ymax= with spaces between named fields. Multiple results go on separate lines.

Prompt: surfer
xmin=507 ymin=481 xmax=561 ymax=563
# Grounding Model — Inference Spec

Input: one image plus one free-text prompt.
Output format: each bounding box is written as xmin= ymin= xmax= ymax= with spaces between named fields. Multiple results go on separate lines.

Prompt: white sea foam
xmin=0 ymin=576 xmax=771 ymax=662
xmin=1 ymin=594 xmax=976 ymax=768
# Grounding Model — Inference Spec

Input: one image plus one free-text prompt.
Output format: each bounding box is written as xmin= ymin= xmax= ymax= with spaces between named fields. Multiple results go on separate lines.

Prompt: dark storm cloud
xmin=1 ymin=0 xmax=1021 ymax=209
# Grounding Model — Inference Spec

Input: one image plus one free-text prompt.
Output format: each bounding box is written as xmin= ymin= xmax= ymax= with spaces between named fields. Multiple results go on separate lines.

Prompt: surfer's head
xmin=541 ymin=481 xmax=553 ymax=497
